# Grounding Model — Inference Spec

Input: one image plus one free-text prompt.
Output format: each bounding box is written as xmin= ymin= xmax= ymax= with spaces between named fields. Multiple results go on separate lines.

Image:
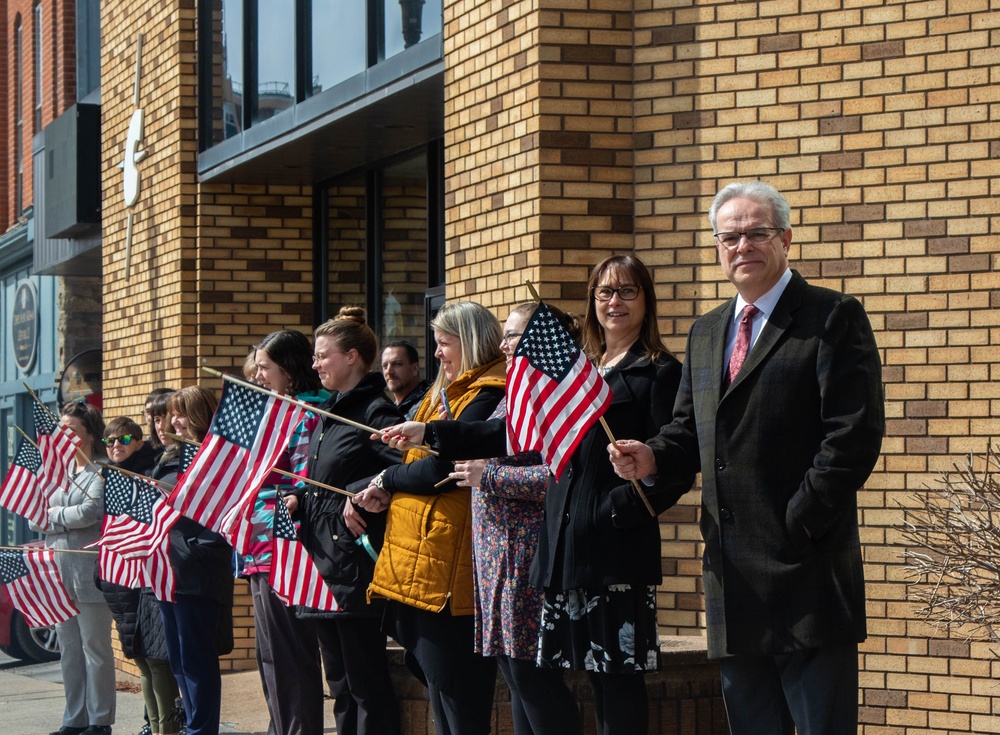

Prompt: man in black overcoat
xmin=609 ymin=180 xmax=885 ymax=735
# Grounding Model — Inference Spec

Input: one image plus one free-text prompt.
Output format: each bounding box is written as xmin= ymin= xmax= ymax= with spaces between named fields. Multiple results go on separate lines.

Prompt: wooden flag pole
xmin=1 ymin=544 xmax=98 ymax=556
xmin=110 ymin=465 xmax=174 ymax=493
xmin=166 ymin=433 xmax=355 ymax=498
xmin=599 ymin=418 xmax=657 ymax=517
xmin=199 ymin=366 xmax=439 ymax=457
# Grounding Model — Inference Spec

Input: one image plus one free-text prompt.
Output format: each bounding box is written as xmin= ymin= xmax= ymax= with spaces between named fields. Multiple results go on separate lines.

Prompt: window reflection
xmin=254 ymin=0 xmax=296 ymax=123
xmin=311 ymin=1 xmax=366 ymax=95
xmin=385 ymin=0 xmax=442 ymax=60
xmin=380 ymin=155 xmax=429 ymax=353
xmin=219 ymin=0 xmax=243 ymax=141
xmin=326 ymin=179 xmax=368 ymax=319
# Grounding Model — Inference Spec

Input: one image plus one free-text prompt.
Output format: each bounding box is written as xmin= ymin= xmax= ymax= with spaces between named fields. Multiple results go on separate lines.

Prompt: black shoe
xmin=171 ymin=699 xmax=187 ymax=735
xmin=49 ymin=728 xmax=87 ymax=735
xmin=136 ymin=726 xmax=152 ymax=735
xmin=80 ymin=727 xmax=112 ymax=735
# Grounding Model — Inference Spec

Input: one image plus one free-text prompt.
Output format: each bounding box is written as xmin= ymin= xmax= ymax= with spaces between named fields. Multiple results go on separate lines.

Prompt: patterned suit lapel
xmin=710 ymin=300 xmax=735 ymax=405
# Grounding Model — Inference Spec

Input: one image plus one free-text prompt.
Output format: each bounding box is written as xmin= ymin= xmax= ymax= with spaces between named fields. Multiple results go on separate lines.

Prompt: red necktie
xmin=725 ymin=304 xmax=759 ymax=387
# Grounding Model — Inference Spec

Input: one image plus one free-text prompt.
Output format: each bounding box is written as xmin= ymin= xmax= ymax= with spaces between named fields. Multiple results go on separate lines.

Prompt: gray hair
xmin=708 ymin=181 xmax=791 ymax=232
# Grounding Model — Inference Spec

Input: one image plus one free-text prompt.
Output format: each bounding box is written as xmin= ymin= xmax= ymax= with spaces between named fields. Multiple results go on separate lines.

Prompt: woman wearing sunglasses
xmin=102 ymin=418 xmax=158 ymax=474
xmin=97 ymin=417 xmax=181 ymax=735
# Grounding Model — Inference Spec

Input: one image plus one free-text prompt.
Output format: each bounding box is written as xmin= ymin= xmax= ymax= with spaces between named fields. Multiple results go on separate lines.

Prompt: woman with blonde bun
xmin=295 ymin=307 xmax=404 ymax=735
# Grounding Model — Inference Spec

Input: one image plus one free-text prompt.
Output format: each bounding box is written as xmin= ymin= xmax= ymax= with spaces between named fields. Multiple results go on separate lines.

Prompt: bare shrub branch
xmin=901 ymin=444 xmax=1000 ymax=645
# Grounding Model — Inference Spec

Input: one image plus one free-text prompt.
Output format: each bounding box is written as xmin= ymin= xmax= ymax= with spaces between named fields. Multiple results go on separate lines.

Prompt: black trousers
xmin=719 ymin=642 xmax=859 ymax=735
xmin=249 ymin=574 xmax=324 ymax=735
xmin=496 ymin=654 xmax=582 ymax=735
xmin=587 ymin=671 xmax=648 ymax=735
xmin=316 ymin=616 xmax=400 ymax=735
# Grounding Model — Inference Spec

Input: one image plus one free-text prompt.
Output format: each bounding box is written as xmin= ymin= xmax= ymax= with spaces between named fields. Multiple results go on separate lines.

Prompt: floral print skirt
xmin=537 ymin=584 xmax=660 ymax=674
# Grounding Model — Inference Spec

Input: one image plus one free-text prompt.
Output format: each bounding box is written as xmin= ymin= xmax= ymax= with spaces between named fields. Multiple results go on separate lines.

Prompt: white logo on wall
xmin=120 ymin=33 xmax=147 ymax=279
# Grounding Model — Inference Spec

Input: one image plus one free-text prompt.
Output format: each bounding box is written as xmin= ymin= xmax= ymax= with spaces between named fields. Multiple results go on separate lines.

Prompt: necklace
xmin=598 ymin=350 xmax=627 ymax=376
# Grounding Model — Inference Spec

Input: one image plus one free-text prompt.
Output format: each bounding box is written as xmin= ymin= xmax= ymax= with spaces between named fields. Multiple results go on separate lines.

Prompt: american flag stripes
xmin=0 ymin=547 xmax=79 ymax=628
xmin=98 ymin=468 xmax=181 ymax=560
xmin=0 ymin=441 xmax=51 ymax=530
xmin=506 ymin=301 xmax=612 ymax=480
xmin=32 ymin=402 xmax=80 ymax=494
xmin=269 ymin=499 xmax=338 ymax=611
xmin=167 ymin=380 xmax=305 ymax=534
xmin=97 ymin=546 xmax=146 ymax=590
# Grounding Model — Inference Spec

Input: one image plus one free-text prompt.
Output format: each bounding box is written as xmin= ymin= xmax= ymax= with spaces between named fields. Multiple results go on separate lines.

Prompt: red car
xmin=0 ymin=543 xmax=61 ymax=663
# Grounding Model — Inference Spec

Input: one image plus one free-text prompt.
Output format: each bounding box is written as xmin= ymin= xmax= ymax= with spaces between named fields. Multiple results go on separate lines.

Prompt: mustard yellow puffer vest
xmin=368 ymin=358 xmax=506 ymax=615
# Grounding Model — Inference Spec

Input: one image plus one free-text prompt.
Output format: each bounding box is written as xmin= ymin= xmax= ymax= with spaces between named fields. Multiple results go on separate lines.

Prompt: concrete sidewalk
xmin=0 ymin=652 xmax=335 ymax=735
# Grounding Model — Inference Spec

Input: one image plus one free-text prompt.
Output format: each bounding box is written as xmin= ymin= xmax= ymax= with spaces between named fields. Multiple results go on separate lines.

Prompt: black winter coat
xmin=118 ymin=442 xmax=160 ymax=476
xmin=150 ymin=450 xmax=235 ymax=604
xmin=429 ymin=342 xmax=695 ymax=590
xmin=135 ymin=588 xmax=170 ymax=660
xmin=94 ymin=444 xmax=173 ymax=658
xmin=297 ymin=373 xmax=403 ymax=615
xmin=95 ymin=575 xmax=141 ymax=658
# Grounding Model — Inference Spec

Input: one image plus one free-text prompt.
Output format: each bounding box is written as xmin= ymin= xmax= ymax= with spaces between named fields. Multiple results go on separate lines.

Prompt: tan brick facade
xmin=100 ymin=0 xmax=1000 ymax=728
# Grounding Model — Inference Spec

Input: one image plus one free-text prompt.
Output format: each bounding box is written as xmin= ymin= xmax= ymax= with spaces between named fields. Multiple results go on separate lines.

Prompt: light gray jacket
xmin=43 ymin=464 xmax=104 ymax=604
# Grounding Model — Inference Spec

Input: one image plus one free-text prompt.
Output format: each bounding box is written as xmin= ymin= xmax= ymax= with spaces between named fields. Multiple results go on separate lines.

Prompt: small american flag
xmin=0 ymin=441 xmax=51 ymax=530
xmin=0 ymin=547 xmax=79 ymax=628
xmin=168 ymin=380 xmax=305 ymax=534
xmin=32 ymin=403 xmax=80 ymax=495
xmin=98 ymin=468 xmax=180 ymax=560
xmin=270 ymin=499 xmax=338 ymax=611
xmin=506 ymin=301 xmax=612 ymax=479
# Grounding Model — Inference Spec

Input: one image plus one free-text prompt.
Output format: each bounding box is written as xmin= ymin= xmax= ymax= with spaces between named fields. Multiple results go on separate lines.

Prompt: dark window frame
xmin=313 ymin=143 xmax=444 ymax=337
xmin=196 ymin=0 xmax=441 ymax=152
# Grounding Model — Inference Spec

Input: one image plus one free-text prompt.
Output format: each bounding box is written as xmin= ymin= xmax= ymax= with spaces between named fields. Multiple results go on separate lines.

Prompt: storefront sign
xmin=12 ymin=280 xmax=38 ymax=372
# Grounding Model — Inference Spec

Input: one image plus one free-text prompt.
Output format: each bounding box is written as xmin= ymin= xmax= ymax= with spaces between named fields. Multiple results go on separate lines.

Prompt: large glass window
xmin=380 ymin=156 xmax=429 ymax=347
xmin=318 ymin=147 xmax=442 ymax=379
xmin=254 ymin=0 xmax=296 ymax=124
xmin=218 ymin=0 xmax=244 ymax=141
xmin=310 ymin=1 xmax=366 ymax=95
xmin=200 ymin=0 xmax=443 ymax=150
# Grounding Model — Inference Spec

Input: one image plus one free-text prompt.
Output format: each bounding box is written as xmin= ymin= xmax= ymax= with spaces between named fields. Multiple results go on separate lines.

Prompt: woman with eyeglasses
xmin=376 ymin=255 xmax=695 ymax=734
xmin=292 ymin=308 xmax=404 ymax=735
xmin=96 ymin=417 xmax=181 ymax=735
xmin=443 ymin=302 xmax=583 ymax=735
xmin=103 ymin=417 xmax=158 ymax=474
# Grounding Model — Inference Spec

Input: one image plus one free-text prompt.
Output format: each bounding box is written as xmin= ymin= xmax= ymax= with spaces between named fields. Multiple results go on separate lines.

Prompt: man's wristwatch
xmin=372 ymin=470 xmax=387 ymax=491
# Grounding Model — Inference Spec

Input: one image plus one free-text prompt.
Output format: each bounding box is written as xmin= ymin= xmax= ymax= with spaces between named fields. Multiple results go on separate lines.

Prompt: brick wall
xmin=102 ymin=1 xmax=314 ymax=673
xmin=629 ymin=1 xmax=1000 ymax=732
xmin=3 ymin=0 xmax=76 ymax=228
xmin=97 ymin=0 xmax=1000 ymax=728
xmin=443 ymin=0 xmax=1000 ymax=731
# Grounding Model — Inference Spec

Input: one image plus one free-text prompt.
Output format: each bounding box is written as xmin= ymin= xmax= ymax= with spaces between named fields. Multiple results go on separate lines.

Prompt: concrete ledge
xmin=389 ymin=635 xmax=729 ymax=735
